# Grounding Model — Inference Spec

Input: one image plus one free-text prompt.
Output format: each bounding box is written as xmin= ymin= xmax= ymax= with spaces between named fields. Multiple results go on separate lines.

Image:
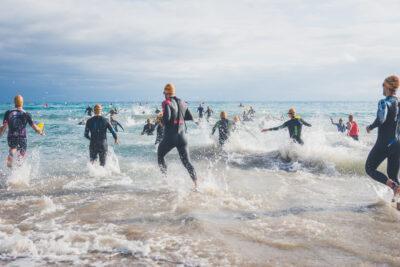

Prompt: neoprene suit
xmin=267 ymin=117 xmax=311 ymax=145
xmin=365 ymin=96 xmax=400 ymax=186
xmin=157 ymin=97 xmax=197 ymax=181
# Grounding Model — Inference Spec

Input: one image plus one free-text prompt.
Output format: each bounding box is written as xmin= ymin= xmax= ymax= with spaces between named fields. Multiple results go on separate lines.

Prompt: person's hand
xmin=261 ymin=129 xmax=268 ymax=133
xmin=115 ymin=139 xmax=119 ymax=145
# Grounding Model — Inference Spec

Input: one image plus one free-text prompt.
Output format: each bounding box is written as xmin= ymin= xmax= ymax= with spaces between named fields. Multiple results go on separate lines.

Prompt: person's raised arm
xmin=211 ymin=122 xmax=219 ymax=135
xmin=262 ymin=121 xmax=287 ymax=132
xmin=27 ymin=113 xmax=44 ymax=135
xmin=300 ymin=118 xmax=312 ymax=127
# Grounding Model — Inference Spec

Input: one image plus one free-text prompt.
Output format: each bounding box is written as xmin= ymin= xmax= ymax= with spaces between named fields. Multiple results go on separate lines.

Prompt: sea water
xmin=0 ymin=101 xmax=399 ymax=266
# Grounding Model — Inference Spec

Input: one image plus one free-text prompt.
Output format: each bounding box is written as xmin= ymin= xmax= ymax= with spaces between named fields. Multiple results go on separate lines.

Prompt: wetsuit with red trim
xmin=157 ymin=97 xmax=197 ymax=181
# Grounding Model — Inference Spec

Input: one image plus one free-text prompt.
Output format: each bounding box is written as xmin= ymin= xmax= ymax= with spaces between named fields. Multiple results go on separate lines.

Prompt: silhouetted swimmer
xmin=141 ymin=119 xmax=155 ymax=135
xmin=212 ymin=111 xmax=233 ymax=146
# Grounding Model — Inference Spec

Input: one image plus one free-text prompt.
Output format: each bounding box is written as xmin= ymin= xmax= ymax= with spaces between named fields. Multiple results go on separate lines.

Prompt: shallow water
xmin=0 ymin=101 xmax=399 ymax=266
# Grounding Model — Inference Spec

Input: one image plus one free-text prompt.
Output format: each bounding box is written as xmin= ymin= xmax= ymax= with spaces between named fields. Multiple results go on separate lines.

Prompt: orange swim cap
xmin=384 ymin=75 xmax=400 ymax=90
xmin=94 ymin=104 xmax=102 ymax=115
xmin=164 ymin=83 xmax=176 ymax=96
xmin=220 ymin=111 xmax=227 ymax=119
xmin=14 ymin=95 xmax=23 ymax=108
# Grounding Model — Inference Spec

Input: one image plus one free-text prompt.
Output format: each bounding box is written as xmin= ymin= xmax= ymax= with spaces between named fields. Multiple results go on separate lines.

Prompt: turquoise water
xmin=0 ymin=101 xmax=399 ymax=266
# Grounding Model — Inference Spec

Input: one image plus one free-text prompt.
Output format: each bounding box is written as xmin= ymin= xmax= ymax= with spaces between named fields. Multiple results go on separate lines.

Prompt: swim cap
xmin=14 ymin=95 xmax=23 ymax=108
xmin=288 ymin=108 xmax=296 ymax=115
xmin=384 ymin=75 xmax=400 ymax=90
xmin=164 ymin=83 xmax=176 ymax=96
xmin=94 ymin=104 xmax=102 ymax=115
xmin=220 ymin=111 xmax=227 ymax=119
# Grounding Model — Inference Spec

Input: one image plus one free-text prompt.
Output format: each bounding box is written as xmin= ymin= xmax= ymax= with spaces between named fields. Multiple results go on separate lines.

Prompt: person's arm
xmin=300 ymin=118 xmax=312 ymax=127
xmin=184 ymin=107 xmax=194 ymax=121
xmin=141 ymin=125 xmax=146 ymax=135
xmin=117 ymin=122 xmax=124 ymax=131
xmin=262 ymin=122 xmax=287 ymax=132
xmin=84 ymin=120 xmax=91 ymax=140
xmin=162 ymin=100 xmax=172 ymax=125
xmin=368 ymin=100 xmax=387 ymax=132
xmin=26 ymin=113 xmax=43 ymax=135
xmin=212 ymin=121 xmax=219 ymax=135
xmin=107 ymin=120 xmax=118 ymax=143
xmin=0 ymin=111 xmax=9 ymax=137
xmin=330 ymin=117 xmax=335 ymax=125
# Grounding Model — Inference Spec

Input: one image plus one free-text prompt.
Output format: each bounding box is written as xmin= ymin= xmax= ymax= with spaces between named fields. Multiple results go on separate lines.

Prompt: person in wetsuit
xmin=84 ymin=104 xmax=118 ymax=166
xmin=261 ymin=107 xmax=311 ymax=145
xmin=158 ymin=83 xmax=198 ymax=190
xmin=365 ymin=75 xmax=400 ymax=201
xmin=85 ymin=105 xmax=93 ymax=116
xmin=347 ymin=114 xmax=359 ymax=141
xmin=141 ymin=119 xmax=155 ymax=135
xmin=330 ymin=117 xmax=346 ymax=133
xmin=155 ymin=113 xmax=164 ymax=145
xmin=212 ymin=111 xmax=233 ymax=146
xmin=110 ymin=116 xmax=124 ymax=132
xmin=0 ymin=95 xmax=44 ymax=168
xmin=205 ymin=106 xmax=213 ymax=121
xmin=197 ymin=104 xmax=204 ymax=120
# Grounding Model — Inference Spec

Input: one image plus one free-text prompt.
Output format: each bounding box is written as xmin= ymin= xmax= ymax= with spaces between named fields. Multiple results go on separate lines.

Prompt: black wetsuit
xmin=110 ymin=117 xmax=124 ymax=132
xmin=332 ymin=122 xmax=346 ymax=133
xmin=85 ymin=116 xmax=117 ymax=166
xmin=365 ymin=96 xmax=400 ymax=186
xmin=142 ymin=123 xmax=155 ymax=135
xmin=155 ymin=123 xmax=164 ymax=145
xmin=268 ymin=116 xmax=312 ymax=145
xmin=158 ymin=97 xmax=197 ymax=181
xmin=197 ymin=106 xmax=204 ymax=119
xmin=85 ymin=106 xmax=93 ymax=116
xmin=212 ymin=119 xmax=232 ymax=146
xmin=3 ymin=109 xmax=34 ymax=154
xmin=206 ymin=108 xmax=213 ymax=120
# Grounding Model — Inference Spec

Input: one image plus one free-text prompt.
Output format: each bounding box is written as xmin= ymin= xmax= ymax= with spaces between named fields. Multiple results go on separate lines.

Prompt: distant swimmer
xmin=365 ymin=75 xmax=400 ymax=204
xmin=84 ymin=104 xmax=118 ymax=166
xmin=212 ymin=111 xmax=233 ymax=146
xmin=155 ymin=113 xmax=164 ymax=145
xmin=110 ymin=116 xmax=124 ymax=132
xmin=158 ymin=83 xmax=198 ymax=190
xmin=239 ymin=103 xmax=244 ymax=107
xmin=330 ymin=117 xmax=346 ymax=133
xmin=141 ymin=119 xmax=155 ymax=135
xmin=197 ymin=104 xmax=204 ymax=120
xmin=85 ymin=105 xmax=93 ymax=116
xmin=0 ymin=95 xmax=44 ymax=168
xmin=261 ymin=107 xmax=311 ymax=145
xmin=205 ymin=106 xmax=213 ymax=121
xmin=346 ymin=114 xmax=359 ymax=141
xmin=232 ymin=115 xmax=241 ymax=132
xmin=248 ymin=106 xmax=256 ymax=117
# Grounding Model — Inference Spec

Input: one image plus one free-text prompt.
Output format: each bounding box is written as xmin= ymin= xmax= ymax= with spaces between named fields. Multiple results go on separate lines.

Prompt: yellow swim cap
xmin=164 ymin=83 xmax=176 ymax=96
xmin=14 ymin=95 xmax=23 ymax=108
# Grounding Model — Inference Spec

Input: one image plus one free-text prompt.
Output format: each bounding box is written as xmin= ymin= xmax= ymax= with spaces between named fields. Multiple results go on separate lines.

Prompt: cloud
xmin=0 ymin=0 xmax=400 ymax=101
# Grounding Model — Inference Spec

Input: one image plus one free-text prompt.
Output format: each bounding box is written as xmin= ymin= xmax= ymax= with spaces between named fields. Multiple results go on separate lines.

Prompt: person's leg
xmin=157 ymin=139 xmax=174 ymax=175
xmin=365 ymin=144 xmax=389 ymax=185
xmin=89 ymin=146 xmax=98 ymax=164
xmin=387 ymin=143 xmax=400 ymax=184
xmin=99 ymin=146 xmax=108 ymax=167
xmin=7 ymin=148 xmax=16 ymax=168
xmin=176 ymin=143 xmax=197 ymax=182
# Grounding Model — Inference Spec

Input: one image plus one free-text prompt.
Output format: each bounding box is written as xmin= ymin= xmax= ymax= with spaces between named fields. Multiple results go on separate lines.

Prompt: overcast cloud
xmin=0 ymin=0 xmax=399 ymax=102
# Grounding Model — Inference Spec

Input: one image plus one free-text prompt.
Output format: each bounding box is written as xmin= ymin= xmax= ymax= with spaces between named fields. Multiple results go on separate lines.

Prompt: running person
xmin=347 ymin=114 xmax=359 ymax=140
xmin=261 ymin=108 xmax=311 ymax=145
xmin=365 ymin=75 xmax=400 ymax=201
xmin=84 ymin=104 xmax=118 ymax=166
xmin=158 ymin=83 xmax=198 ymax=190
xmin=205 ymin=106 xmax=213 ymax=121
xmin=0 ymin=95 xmax=44 ymax=168
xmin=212 ymin=111 xmax=233 ymax=146
xmin=85 ymin=105 xmax=93 ymax=116
xmin=197 ymin=104 xmax=204 ymax=120
xmin=141 ymin=119 xmax=155 ymax=135
xmin=330 ymin=117 xmax=346 ymax=133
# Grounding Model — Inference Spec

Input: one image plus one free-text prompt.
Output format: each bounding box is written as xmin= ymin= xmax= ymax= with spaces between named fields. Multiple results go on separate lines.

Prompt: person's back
xmin=85 ymin=116 xmax=114 ymax=144
xmin=212 ymin=116 xmax=232 ymax=145
xmin=347 ymin=117 xmax=359 ymax=140
xmin=4 ymin=109 xmax=33 ymax=139
xmin=373 ymin=96 xmax=398 ymax=145
xmin=162 ymin=97 xmax=193 ymax=136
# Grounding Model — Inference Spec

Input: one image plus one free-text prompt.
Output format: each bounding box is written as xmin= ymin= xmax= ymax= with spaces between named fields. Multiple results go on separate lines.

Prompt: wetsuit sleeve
xmin=106 ymin=120 xmax=118 ymax=140
xmin=84 ymin=120 xmax=91 ymax=140
xmin=184 ymin=108 xmax=194 ymax=121
xmin=3 ymin=111 xmax=10 ymax=125
xmin=212 ymin=121 xmax=219 ymax=135
xmin=268 ymin=121 xmax=287 ymax=131
xmin=117 ymin=122 xmax=124 ymax=131
xmin=369 ymin=99 xmax=388 ymax=130
xmin=26 ymin=112 xmax=34 ymax=127
xmin=141 ymin=125 xmax=146 ymax=135
xmin=162 ymin=101 xmax=172 ymax=125
xmin=300 ymin=119 xmax=312 ymax=127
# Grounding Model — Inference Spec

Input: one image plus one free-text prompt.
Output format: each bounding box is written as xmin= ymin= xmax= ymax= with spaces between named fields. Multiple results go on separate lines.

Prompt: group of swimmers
xmin=1 ymin=75 xmax=400 ymax=199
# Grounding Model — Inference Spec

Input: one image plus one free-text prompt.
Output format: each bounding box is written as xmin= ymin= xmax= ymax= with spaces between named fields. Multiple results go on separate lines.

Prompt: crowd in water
xmin=1 ymin=75 xmax=400 ymax=207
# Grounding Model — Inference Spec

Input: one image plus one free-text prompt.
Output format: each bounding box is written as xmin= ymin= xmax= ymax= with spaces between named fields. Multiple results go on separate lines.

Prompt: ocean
xmin=0 ymin=101 xmax=399 ymax=266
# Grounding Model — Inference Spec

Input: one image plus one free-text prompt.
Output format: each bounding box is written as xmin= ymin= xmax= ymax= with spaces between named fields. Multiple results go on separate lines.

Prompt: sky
xmin=0 ymin=0 xmax=400 ymax=102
